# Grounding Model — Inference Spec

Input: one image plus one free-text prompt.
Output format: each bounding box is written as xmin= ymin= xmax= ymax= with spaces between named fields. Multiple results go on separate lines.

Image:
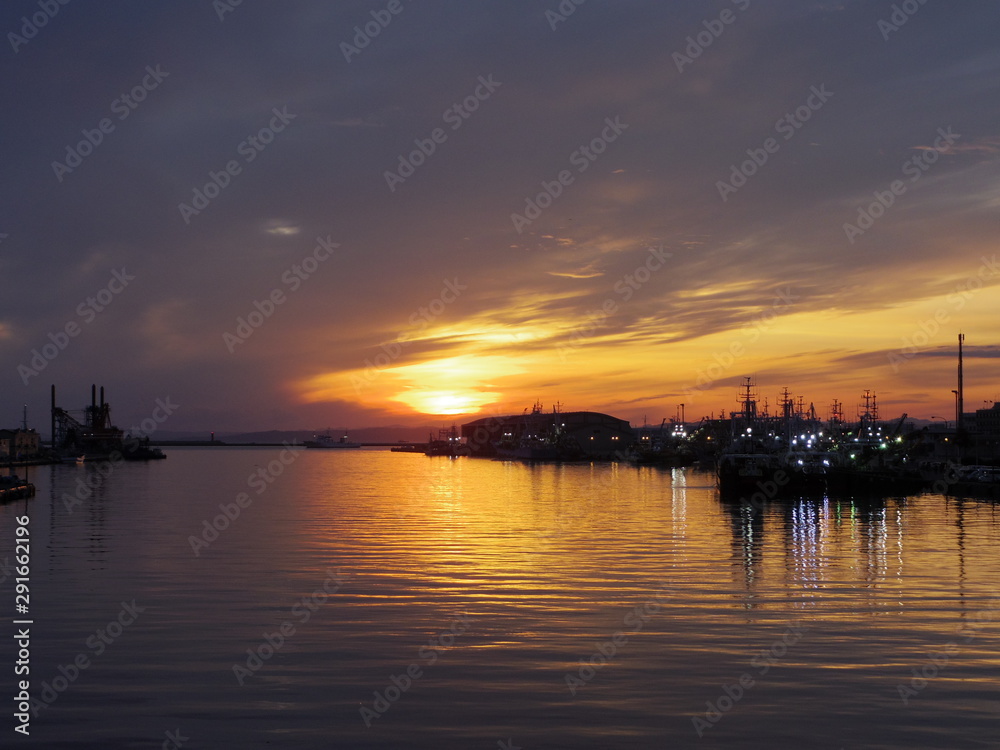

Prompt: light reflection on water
xmin=1 ymin=447 xmax=998 ymax=749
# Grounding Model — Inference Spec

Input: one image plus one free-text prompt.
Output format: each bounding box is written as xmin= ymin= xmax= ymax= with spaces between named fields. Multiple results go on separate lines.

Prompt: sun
xmin=294 ymin=355 xmax=509 ymax=416
xmin=393 ymin=389 xmax=498 ymax=416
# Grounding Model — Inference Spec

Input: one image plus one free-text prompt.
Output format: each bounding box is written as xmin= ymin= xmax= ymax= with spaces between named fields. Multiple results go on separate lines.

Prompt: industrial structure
xmin=50 ymin=384 xmax=164 ymax=461
xmin=461 ymin=403 xmax=633 ymax=459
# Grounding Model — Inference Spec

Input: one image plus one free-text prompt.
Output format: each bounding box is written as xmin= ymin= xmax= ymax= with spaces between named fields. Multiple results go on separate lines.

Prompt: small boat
xmin=0 ymin=474 xmax=35 ymax=501
xmin=122 ymin=435 xmax=167 ymax=460
xmin=305 ymin=431 xmax=362 ymax=449
xmin=390 ymin=442 xmax=426 ymax=453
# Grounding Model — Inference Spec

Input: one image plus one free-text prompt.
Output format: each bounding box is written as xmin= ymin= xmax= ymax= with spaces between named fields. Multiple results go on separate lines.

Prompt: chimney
xmin=957 ymin=333 xmax=965 ymax=433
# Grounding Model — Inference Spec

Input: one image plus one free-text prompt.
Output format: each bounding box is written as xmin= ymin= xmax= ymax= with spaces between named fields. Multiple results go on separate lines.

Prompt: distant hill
xmin=151 ymin=426 xmax=442 ymax=444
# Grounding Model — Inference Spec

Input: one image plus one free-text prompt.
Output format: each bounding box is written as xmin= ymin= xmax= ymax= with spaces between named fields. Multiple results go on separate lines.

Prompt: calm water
xmin=2 ymin=448 xmax=999 ymax=749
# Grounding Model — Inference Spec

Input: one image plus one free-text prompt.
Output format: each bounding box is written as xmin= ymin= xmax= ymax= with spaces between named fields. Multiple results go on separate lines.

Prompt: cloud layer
xmin=3 ymin=1 xmax=999 ymax=430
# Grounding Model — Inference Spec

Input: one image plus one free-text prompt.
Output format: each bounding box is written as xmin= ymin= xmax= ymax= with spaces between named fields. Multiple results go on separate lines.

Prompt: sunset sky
xmin=3 ymin=1 xmax=999 ymax=433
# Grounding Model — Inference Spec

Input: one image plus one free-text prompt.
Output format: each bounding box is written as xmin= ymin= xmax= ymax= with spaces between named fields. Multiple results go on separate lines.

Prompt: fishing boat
xmin=425 ymin=426 xmax=470 ymax=457
xmin=717 ymin=379 xmax=836 ymax=495
xmin=629 ymin=418 xmax=696 ymax=466
xmin=491 ymin=401 xmax=584 ymax=461
xmin=717 ymin=378 xmax=778 ymax=493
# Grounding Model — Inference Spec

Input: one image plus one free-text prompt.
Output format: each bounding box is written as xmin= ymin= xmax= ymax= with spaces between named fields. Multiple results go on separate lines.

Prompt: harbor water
xmin=2 ymin=447 xmax=999 ymax=749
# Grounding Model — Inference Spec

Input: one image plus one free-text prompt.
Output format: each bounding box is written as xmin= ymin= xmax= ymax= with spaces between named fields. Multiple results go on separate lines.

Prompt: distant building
xmin=965 ymin=403 xmax=1000 ymax=461
xmin=973 ymin=403 xmax=1000 ymax=435
xmin=0 ymin=429 xmax=42 ymax=458
xmin=461 ymin=409 xmax=634 ymax=459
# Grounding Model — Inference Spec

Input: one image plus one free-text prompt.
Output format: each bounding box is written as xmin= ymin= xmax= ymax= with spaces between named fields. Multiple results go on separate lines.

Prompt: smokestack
xmin=100 ymin=386 xmax=104 ymax=409
xmin=51 ymin=384 xmax=56 ymax=449
xmin=91 ymin=384 xmax=96 ymax=410
xmin=958 ymin=333 xmax=965 ymax=433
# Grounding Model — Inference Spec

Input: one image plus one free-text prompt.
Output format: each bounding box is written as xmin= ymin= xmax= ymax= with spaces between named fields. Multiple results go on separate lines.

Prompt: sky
xmin=2 ymin=0 xmax=999 ymax=434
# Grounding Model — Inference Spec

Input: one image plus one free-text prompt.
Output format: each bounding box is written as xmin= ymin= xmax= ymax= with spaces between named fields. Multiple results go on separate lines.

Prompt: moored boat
xmin=425 ymin=426 xmax=470 ymax=457
xmin=0 ymin=474 xmax=35 ymax=501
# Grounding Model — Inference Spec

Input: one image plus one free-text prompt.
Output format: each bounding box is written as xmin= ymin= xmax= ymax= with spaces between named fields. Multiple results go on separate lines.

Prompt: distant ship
xmin=305 ymin=431 xmax=362 ymax=449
